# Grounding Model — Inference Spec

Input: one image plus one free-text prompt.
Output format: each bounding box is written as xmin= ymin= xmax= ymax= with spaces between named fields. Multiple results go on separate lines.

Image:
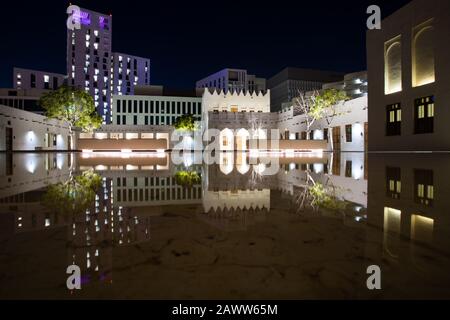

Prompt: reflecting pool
xmin=1 ymin=152 xmax=450 ymax=299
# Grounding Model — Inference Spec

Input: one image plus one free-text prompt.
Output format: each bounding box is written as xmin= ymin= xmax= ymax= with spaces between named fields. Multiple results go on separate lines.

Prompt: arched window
xmin=385 ymin=36 xmax=402 ymax=94
xmin=413 ymin=20 xmax=435 ymax=87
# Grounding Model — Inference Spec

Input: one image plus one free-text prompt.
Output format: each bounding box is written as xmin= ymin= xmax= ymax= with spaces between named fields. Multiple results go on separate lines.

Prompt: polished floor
xmin=0 ymin=152 xmax=449 ymax=299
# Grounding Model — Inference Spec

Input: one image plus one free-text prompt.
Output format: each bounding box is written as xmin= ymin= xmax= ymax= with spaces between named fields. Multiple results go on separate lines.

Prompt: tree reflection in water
xmin=292 ymin=171 xmax=347 ymax=214
xmin=175 ymin=170 xmax=201 ymax=188
xmin=42 ymin=170 xmax=102 ymax=215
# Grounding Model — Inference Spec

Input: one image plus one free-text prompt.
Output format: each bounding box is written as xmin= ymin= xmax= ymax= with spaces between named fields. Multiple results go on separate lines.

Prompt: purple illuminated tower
xmin=67 ymin=7 xmax=112 ymax=123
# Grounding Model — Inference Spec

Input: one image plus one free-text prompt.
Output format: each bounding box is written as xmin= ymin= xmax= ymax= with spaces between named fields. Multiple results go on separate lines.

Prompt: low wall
xmin=248 ymin=139 xmax=327 ymax=151
xmin=77 ymin=138 xmax=168 ymax=151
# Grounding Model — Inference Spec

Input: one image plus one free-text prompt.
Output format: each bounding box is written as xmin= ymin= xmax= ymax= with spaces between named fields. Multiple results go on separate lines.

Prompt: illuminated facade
xmin=196 ymin=68 xmax=266 ymax=94
xmin=367 ymin=0 xmax=450 ymax=151
xmin=67 ymin=6 xmax=151 ymax=125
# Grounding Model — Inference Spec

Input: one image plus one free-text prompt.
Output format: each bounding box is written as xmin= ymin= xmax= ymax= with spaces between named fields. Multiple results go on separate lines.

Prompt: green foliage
xmin=175 ymin=171 xmax=201 ymax=187
xmin=308 ymin=89 xmax=349 ymax=122
xmin=173 ymin=114 xmax=198 ymax=132
xmin=39 ymin=85 xmax=102 ymax=132
xmin=42 ymin=170 xmax=102 ymax=216
xmin=309 ymin=183 xmax=347 ymax=211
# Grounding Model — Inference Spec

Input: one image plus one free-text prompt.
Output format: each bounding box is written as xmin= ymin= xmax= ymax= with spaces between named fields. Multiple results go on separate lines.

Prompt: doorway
xmin=332 ymin=126 xmax=341 ymax=151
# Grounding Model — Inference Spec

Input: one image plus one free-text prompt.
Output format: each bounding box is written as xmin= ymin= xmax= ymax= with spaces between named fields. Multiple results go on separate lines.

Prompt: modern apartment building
xmin=111 ymin=52 xmax=150 ymax=96
xmin=67 ymin=6 xmax=151 ymax=124
xmin=367 ymin=0 xmax=450 ymax=151
xmin=196 ymin=68 xmax=266 ymax=94
xmin=267 ymin=67 xmax=345 ymax=112
xmin=13 ymin=68 xmax=66 ymax=91
xmin=67 ymin=7 xmax=112 ymax=123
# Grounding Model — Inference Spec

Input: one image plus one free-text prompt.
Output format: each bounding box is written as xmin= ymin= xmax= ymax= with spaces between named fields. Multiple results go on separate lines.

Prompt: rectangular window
xmin=414 ymin=96 xmax=434 ymax=134
xmin=139 ymin=101 xmax=143 ymax=113
xmin=156 ymin=101 xmax=160 ymax=113
xmin=134 ymin=115 xmax=137 ymax=125
xmin=414 ymin=169 xmax=434 ymax=206
xmin=134 ymin=100 xmax=138 ymax=113
xmin=386 ymin=103 xmax=401 ymax=136
xmin=150 ymin=101 xmax=154 ymax=113
xmin=128 ymin=100 xmax=132 ymax=113
xmin=345 ymin=125 xmax=352 ymax=142
xmin=345 ymin=161 xmax=352 ymax=178
xmin=117 ymin=100 xmax=121 ymax=113
xmin=145 ymin=101 xmax=148 ymax=113
xmin=122 ymin=115 xmax=126 ymax=125
xmin=386 ymin=167 xmax=401 ymax=199
xmin=172 ymin=101 xmax=176 ymax=114
xmin=117 ymin=115 xmax=121 ymax=125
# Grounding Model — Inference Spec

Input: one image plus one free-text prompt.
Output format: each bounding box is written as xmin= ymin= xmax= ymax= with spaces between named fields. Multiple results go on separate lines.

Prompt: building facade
xmin=13 ymin=68 xmax=66 ymax=91
xmin=0 ymin=88 xmax=49 ymax=115
xmin=322 ymin=71 xmax=368 ymax=100
xmin=67 ymin=7 xmax=113 ymax=123
xmin=0 ymin=105 xmax=74 ymax=151
xmin=67 ymin=6 xmax=151 ymax=125
xmin=111 ymin=52 xmax=150 ymax=96
xmin=367 ymin=0 xmax=450 ymax=151
xmin=196 ymin=68 xmax=266 ymax=94
xmin=267 ymin=67 xmax=345 ymax=112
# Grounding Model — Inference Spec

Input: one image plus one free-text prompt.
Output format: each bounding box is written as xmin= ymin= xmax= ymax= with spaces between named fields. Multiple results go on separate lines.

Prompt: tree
xmin=173 ymin=114 xmax=199 ymax=132
xmin=40 ymin=85 xmax=102 ymax=133
xmin=292 ymin=88 xmax=348 ymax=149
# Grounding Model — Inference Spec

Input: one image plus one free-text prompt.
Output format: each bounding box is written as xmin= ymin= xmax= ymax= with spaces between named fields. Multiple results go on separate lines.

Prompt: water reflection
xmin=0 ymin=152 xmax=450 ymax=299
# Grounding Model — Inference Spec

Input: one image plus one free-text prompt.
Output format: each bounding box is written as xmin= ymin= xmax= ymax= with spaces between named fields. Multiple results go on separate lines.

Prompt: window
xmin=414 ymin=96 xmax=434 ymax=134
xmin=386 ymin=167 xmax=401 ymax=199
xmin=134 ymin=100 xmax=138 ymax=113
xmin=30 ymin=74 xmax=36 ymax=88
xmin=384 ymin=35 xmax=402 ymax=94
xmin=117 ymin=100 xmax=121 ymax=113
xmin=345 ymin=125 xmax=352 ymax=142
xmin=139 ymin=101 xmax=143 ymax=113
xmin=116 ymin=115 xmax=121 ymax=125
xmin=133 ymin=115 xmax=137 ymax=125
xmin=412 ymin=19 xmax=435 ymax=87
xmin=414 ymin=169 xmax=434 ymax=206
xmin=386 ymin=103 xmax=401 ymax=136
xmin=145 ymin=101 xmax=148 ymax=113
xmin=345 ymin=161 xmax=352 ymax=178
xmin=122 ymin=115 xmax=126 ymax=125
xmin=150 ymin=101 xmax=154 ymax=113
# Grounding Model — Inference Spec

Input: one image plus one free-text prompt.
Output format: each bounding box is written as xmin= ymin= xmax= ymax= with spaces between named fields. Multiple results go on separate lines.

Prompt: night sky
xmin=1 ymin=0 xmax=411 ymax=89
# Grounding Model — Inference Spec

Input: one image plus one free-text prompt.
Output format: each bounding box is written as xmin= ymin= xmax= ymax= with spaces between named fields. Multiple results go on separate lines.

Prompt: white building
xmin=196 ymin=68 xmax=266 ymax=94
xmin=112 ymin=88 xmax=202 ymax=126
xmin=0 ymin=105 xmax=74 ymax=151
xmin=13 ymin=68 xmax=66 ymax=91
xmin=278 ymin=96 xmax=368 ymax=152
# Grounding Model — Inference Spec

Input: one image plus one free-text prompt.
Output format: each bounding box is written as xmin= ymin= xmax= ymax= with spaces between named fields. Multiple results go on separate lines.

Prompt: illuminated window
xmin=386 ymin=167 xmax=401 ymax=199
xmin=414 ymin=96 xmax=434 ymax=134
xmin=412 ymin=19 xmax=435 ymax=87
xmin=414 ymin=169 xmax=433 ymax=206
xmin=386 ymin=103 xmax=401 ymax=136
xmin=384 ymin=36 xmax=402 ymax=94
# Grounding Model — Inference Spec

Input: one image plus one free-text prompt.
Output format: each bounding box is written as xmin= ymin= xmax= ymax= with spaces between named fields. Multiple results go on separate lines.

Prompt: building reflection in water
xmin=3 ymin=152 xmax=450 ymax=297
xmin=368 ymin=154 xmax=450 ymax=274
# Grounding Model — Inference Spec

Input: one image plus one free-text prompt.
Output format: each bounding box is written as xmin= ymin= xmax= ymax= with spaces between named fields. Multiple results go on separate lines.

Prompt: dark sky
xmin=1 ymin=0 xmax=411 ymax=89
